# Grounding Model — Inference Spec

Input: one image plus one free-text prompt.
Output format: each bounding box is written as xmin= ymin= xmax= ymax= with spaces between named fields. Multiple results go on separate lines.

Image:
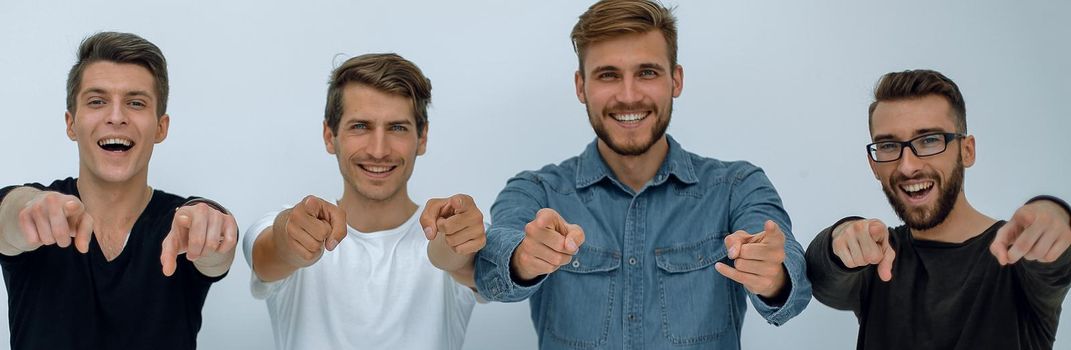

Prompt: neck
xmin=338 ymin=185 xmax=418 ymax=233
xmin=910 ymin=192 xmax=996 ymax=243
xmin=75 ymin=171 xmax=153 ymax=235
xmin=597 ymin=136 xmax=669 ymax=193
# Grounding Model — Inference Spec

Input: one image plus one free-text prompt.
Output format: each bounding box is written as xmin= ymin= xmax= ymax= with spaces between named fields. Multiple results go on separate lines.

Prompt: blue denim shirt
xmin=475 ymin=135 xmax=811 ymax=350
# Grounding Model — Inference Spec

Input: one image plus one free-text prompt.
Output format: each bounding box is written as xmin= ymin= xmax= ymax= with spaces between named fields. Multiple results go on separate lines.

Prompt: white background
xmin=1 ymin=1 xmax=1069 ymax=349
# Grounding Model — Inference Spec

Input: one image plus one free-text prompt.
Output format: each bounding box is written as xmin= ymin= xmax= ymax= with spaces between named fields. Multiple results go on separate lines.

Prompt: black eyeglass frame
xmin=866 ymin=132 xmax=965 ymax=162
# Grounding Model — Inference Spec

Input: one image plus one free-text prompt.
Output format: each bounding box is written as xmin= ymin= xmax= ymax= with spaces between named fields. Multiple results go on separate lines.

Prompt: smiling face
xmin=869 ymin=94 xmax=975 ymax=230
xmin=65 ymin=61 xmax=169 ymax=185
xmin=575 ymin=30 xmax=682 ymax=156
xmin=324 ymin=83 xmax=426 ymax=203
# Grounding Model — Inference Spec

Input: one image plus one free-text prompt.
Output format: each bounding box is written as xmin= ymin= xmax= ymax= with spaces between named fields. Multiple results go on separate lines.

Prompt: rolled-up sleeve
xmin=728 ymin=165 xmax=812 ymax=326
xmin=475 ymin=172 xmax=551 ymax=302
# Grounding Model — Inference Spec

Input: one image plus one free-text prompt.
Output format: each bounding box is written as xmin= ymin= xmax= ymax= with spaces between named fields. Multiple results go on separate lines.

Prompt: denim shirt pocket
xmin=654 ymin=235 xmax=734 ymax=345
xmin=544 ymin=245 xmax=622 ymax=349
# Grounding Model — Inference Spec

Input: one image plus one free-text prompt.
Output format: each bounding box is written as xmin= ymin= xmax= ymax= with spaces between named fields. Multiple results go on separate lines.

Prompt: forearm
xmin=0 ymin=187 xmax=42 ymax=256
xmin=427 ymin=234 xmax=472 ymax=272
xmin=447 ymin=258 xmax=477 ymax=289
xmin=805 ymin=217 xmax=868 ymax=311
xmin=251 ymin=211 xmax=302 ymax=282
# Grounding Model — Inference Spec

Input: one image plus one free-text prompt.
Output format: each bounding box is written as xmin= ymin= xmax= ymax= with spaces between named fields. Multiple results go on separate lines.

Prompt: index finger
xmin=990 ymin=221 xmax=1022 ymax=265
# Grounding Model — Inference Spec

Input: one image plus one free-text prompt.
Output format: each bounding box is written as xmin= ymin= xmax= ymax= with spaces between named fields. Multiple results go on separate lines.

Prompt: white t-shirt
xmin=241 ymin=206 xmax=476 ymax=350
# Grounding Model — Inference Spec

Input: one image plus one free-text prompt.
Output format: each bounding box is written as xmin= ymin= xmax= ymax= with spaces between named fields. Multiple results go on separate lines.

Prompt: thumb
xmin=724 ymin=230 xmax=752 ymax=259
xmin=420 ymin=198 xmax=447 ymax=240
xmin=867 ymin=219 xmax=888 ymax=243
xmin=534 ymin=209 xmax=569 ymax=235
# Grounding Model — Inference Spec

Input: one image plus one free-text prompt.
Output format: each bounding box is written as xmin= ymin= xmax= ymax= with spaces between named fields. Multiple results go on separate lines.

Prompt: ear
xmin=961 ymin=134 xmax=976 ymax=168
xmin=416 ymin=123 xmax=428 ymax=156
xmin=323 ymin=120 xmax=337 ymax=155
xmin=65 ymin=111 xmax=77 ymax=141
xmin=671 ymin=64 xmax=684 ymax=98
xmin=867 ymin=153 xmax=882 ymax=181
xmin=154 ymin=114 xmax=170 ymax=143
xmin=574 ymin=70 xmax=586 ymax=104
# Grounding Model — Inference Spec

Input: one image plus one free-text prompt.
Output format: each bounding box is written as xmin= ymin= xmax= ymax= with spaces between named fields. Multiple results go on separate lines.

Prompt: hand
xmin=510 ymin=208 xmax=585 ymax=282
xmin=990 ymin=200 xmax=1071 ymax=265
xmin=160 ymin=202 xmax=239 ymax=276
xmin=421 ymin=194 xmax=486 ymax=255
xmin=270 ymin=196 xmax=348 ymax=270
xmin=17 ymin=191 xmax=94 ymax=253
xmin=829 ymin=218 xmax=895 ymax=282
xmin=714 ymin=220 xmax=790 ymax=298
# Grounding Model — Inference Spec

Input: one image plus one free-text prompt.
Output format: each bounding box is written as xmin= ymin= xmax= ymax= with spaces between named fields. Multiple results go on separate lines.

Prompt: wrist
xmin=182 ymin=198 xmax=230 ymax=215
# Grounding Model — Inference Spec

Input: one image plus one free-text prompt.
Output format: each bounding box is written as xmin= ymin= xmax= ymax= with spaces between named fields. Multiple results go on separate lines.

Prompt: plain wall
xmin=1 ymin=1 xmax=1068 ymax=349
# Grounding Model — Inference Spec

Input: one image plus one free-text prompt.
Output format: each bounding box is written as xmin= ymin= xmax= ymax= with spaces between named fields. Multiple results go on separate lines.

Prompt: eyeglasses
xmin=866 ymin=132 xmax=964 ymax=162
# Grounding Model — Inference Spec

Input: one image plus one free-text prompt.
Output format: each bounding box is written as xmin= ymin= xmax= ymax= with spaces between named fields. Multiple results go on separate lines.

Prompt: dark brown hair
xmin=324 ymin=53 xmax=431 ymax=136
xmin=869 ymin=69 xmax=967 ymax=133
xmin=66 ymin=32 xmax=169 ymax=117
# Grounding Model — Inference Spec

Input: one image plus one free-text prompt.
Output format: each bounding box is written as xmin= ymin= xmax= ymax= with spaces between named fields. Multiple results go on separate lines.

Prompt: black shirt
xmin=0 ymin=178 xmax=226 ymax=350
xmin=806 ymin=218 xmax=1071 ymax=350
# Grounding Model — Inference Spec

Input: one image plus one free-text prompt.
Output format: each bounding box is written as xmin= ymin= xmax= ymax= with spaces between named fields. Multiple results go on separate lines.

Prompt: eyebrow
xmin=639 ymin=63 xmax=667 ymax=72
xmin=590 ymin=65 xmax=620 ymax=75
xmin=873 ymin=128 xmax=949 ymax=142
xmin=346 ymin=118 xmax=415 ymax=126
xmin=81 ymin=87 xmax=153 ymax=100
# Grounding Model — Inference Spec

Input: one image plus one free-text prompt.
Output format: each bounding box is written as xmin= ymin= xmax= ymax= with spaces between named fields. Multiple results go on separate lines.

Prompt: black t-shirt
xmin=806 ymin=218 xmax=1071 ymax=350
xmin=0 ymin=178 xmax=226 ymax=350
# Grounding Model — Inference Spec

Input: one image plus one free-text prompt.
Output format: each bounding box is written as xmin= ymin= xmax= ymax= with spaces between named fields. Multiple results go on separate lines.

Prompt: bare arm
xmin=251 ymin=197 xmax=347 ymax=282
xmin=0 ymin=187 xmax=93 ymax=257
xmin=251 ymin=209 xmax=302 ymax=282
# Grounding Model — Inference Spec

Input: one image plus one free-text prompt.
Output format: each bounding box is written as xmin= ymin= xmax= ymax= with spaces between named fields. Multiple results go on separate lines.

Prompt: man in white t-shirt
xmin=241 ymin=53 xmax=484 ymax=350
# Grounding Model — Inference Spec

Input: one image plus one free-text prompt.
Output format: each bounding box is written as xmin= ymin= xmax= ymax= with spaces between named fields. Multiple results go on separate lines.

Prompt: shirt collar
xmin=574 ymin=134 xmax=698 ymax=189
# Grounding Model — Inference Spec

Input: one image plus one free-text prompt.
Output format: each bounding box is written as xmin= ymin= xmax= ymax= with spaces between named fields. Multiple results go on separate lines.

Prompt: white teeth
xmin=361 ymin=165 xmax=392 ymax=173
xmin=97 ymin=138 xmax=132 ymax=147
xmin=902 ymin=182 xmax=933 ymax=193
xmin=612 ymin=113 xmax=646 ymax=122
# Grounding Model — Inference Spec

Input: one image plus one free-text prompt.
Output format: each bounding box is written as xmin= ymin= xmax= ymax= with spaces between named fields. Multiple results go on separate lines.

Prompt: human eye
xmin=916 ymin=134 xmax=944 ymax=146
xmin=876 ymin=142 xmax=900 ymax=153
xmin=638 ymin=69 xmax=659 ymax=78
xmin=597 ymin=71 xmax=619 ymax=81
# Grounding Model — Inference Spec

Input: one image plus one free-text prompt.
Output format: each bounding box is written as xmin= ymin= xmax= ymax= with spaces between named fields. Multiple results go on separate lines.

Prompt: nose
xmin=367 ymin=129 xmax=390 ymax=159
xmin=616 ymin=76 xmax=641 ymax=105
xmin=895 ymin=146 xmax=924 ymax=177
xmin=105 ymin=102 xmax=129 ymax=126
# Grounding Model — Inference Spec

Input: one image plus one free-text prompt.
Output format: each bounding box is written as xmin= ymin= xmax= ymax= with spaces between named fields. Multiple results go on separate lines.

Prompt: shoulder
xmin=507 ymin=156 xmax=581 ymax=194
xmin=686 ymin=152 xmax=766 ymax=186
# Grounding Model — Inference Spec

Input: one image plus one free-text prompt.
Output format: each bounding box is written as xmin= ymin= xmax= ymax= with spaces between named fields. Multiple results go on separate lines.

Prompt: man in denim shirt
xmin=474 ymin=1 xmax=811 ymax=349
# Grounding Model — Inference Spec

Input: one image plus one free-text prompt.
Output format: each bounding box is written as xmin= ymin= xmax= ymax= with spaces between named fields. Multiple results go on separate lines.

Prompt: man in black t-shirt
xmin=0 ymin=32 xmax=238 ymax=349
xmin=805 ymin=69 xmax=1071 ymax=350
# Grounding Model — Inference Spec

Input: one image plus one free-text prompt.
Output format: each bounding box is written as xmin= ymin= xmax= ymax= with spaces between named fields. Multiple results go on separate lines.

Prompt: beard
xmin=882 ymin=154 xmax=964 ymax=231
xmin=587 ymin=100 xmax=672 ymax=156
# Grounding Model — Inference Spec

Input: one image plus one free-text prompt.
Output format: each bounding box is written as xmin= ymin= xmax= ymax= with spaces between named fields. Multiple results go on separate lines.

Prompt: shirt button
xmin=572 ymin=260 xmax=581 ymax=268
xmin=628 ymin=257 xmax=637 ymax=265
xmin=628 ymin=314 xmax=637 ymax=321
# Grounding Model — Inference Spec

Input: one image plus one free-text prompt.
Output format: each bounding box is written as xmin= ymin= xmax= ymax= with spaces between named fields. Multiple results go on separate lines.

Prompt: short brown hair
xmin=66 ymin=32 xmax=169 ymax=117
xmin=868 ymin=69 xmax=967 ymax=133
xmin=324 ymin=53 xmax=432 ymax=137
xmin=571 ymin=0 xmax=678 ymax=74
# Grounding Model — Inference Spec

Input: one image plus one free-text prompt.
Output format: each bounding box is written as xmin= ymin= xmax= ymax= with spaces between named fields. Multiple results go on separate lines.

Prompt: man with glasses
xmin=805 ymin=69 xmax=1071 ymax=349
